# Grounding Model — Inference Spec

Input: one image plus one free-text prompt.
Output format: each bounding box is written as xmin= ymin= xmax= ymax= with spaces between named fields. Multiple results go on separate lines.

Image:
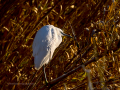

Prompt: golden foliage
xmin=0 ymin=0 xmax=120 ymax=90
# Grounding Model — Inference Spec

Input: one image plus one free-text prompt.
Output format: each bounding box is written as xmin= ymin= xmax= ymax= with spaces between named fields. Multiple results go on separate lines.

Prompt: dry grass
xmin=0 ymin=0 xmax=120 ymax=90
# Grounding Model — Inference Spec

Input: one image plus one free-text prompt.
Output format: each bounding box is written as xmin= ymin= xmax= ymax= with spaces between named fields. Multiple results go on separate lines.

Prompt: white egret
xmin=32 ymin=25 xmax=72 ymax=83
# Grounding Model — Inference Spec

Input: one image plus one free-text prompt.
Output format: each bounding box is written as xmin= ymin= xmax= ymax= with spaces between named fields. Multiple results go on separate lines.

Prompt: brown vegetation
xmin=0 ymin=0 xmax=120 ymax=90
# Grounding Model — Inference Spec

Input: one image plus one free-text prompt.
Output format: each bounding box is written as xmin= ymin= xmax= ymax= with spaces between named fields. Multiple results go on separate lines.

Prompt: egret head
xmin=56 ymin=27 xmax=73 ymax=38
xmin=60 ymin=31 xmax=73 ymax=38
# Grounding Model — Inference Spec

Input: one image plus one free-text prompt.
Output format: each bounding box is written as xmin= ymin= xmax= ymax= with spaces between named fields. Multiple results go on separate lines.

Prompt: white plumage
xmin=32 ymin=25 xmax=64 ymax=70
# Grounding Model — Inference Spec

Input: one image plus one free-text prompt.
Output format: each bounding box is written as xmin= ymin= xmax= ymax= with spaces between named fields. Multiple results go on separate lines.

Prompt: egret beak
xmin=61 ymin=32 xmax=73 ymax=38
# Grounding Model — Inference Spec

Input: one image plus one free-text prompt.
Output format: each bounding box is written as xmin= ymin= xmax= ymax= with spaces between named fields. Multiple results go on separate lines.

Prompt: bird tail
xmin=34 ymin=56 xmax=42 ymax=70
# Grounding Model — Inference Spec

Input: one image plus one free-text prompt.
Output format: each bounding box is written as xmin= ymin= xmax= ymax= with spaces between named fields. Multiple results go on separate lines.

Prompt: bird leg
xmin=43 ymin=65 xmax=48 ymax=84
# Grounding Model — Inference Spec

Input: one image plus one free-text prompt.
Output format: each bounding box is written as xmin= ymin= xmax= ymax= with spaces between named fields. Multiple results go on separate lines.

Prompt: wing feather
xmin=32 ymin=25 xmax=54 ymax=69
